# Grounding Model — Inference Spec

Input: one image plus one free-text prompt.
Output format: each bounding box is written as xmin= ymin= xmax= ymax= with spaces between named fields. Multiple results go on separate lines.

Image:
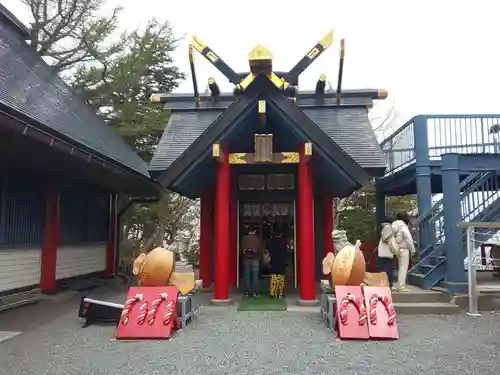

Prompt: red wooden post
xmin=40 ymin=182 xmax=60 ymax=293
xmin=229 ymin=192 xmax=237 ymax=287
xmin=106 ymin=193 xmax=118 ymax=276
xmin=199 ymin=194 xmax=212 ymax=289
xmin=297 ymin=144 xmax=317 ymax=304
xmin=212 ymin=148 xmax=232 ymax=303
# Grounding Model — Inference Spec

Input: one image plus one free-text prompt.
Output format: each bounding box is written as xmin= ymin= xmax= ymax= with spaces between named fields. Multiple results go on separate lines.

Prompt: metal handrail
xmin=380 ymin=117 xmax=416 ymax=148
xmin=415 ymin=172 xmax=484 ymax=224
xmin=458 ymin=221 xmax=500 ymax=317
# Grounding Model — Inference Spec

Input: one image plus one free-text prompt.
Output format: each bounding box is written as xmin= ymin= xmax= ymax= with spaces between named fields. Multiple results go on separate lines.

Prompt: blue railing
xmin=381 ymin=114 xmax=500 ymax=175
xmin=415 ymin=171 xmax=500 ymax=260
xmin=380 ymin=118 xmax=415 ymax=174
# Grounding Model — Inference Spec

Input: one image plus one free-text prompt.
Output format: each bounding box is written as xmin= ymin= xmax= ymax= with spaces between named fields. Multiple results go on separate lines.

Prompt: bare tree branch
xmin=23 ymin=0 xmax=124 ymax=73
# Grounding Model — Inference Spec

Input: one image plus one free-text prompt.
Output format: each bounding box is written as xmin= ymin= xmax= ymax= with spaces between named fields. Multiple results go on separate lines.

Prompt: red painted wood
xmin=297 ymin=144 xmax=315 ymax=301
xmin=40 ymin=182 xmax=59 ymax=293
xmin=213 ymin=149 xmax=230 ymax=300
xmin=335 ymin=285 xmax=370 ymax=340
xmin=106 ymin=193 xmax=118 ymax=276
xmin=199 ymin=194 xmax=212 ymax=288
xmin=229 ymin=192 xmax=237 ymax=287
xmin=364 ymin=286 xmax=399 ymax=340
xmin=115 ymin=286 xmax=179 ymax=340
xmin=322 ymin=195 xmax=334 ymax=256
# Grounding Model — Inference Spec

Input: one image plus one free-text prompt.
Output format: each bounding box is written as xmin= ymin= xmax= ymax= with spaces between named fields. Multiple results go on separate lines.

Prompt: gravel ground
xmin=0 ymin=286 xmax=499 ymax=375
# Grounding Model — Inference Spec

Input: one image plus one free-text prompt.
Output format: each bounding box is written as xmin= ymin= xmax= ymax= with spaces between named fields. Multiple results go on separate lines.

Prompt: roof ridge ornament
xmin=149 ymin=29 xmax=389 ymax=107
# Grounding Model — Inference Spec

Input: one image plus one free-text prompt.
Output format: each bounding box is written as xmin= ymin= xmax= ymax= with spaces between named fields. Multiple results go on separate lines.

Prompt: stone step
xmin=395 ymin=301 xmax=460 ymax=315
xmin=453 ymin=293 xmax=500 ymax=311
xmin=0 ymin=289 xmax=41 ymax=312
xmin=392 ymin=291 xmax=450 ymax=303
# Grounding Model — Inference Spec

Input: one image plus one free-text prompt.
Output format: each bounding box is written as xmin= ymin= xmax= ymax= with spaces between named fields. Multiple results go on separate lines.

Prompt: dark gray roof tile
xmin=303 ymin=107 xmax=386 ymax=169
xmin=149 ymin=111 xmax=222 ymax=171
xmin=163 ymin=96 xmax=372 ymax=111
xmin=150 ymin=106 xmax=385 ymax=172
xmin=0 ymin=20 xmax=150 ymax=176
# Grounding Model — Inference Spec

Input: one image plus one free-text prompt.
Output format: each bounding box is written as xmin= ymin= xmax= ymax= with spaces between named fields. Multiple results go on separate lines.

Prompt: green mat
xmin=237 ymin=295 xmax=287 ymax=311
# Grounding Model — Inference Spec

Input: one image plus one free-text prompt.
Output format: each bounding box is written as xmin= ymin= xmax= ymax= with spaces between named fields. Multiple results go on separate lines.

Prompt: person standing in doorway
xmin=241 ymin=228 xmax=261 ymax=297
xmin=391 ymin=212 xmax=416 ymax=292
xmin=377 ymin=217 xmax=397 ymax=288
xmin=268 ymin=226 xmax=287 ymax=298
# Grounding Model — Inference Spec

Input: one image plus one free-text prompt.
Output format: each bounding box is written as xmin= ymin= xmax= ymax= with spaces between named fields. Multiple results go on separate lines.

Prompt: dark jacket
xmin=268 ymin=236 xmax=287 ymax=274
xmin=241 ymin=233 xmax=260 ymax=259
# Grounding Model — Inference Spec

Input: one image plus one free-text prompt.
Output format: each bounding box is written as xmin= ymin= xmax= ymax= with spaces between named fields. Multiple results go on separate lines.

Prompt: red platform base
xmin=115 ymin=286 xmax=179 ymax=340
xmin=364 ymin=286 xmax=399 ymax=340
xmin=334 ymin=286 xmax=369 ymax=340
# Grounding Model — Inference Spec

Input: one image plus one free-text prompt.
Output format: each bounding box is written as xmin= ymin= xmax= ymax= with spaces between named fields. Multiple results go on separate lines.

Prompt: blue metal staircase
xmin=378 ymin=114 xmax=500 ymax=291
xmin=408 ymin=171 xmax=500 ymax=289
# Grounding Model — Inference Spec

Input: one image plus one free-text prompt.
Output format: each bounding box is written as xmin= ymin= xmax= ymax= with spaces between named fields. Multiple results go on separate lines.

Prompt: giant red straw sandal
xmin=115 ymin=286 xmax=179 ymax=340
xmin=334 ymin=285 xmax=369 ymax=340
xmin=363 ymin=286 xmax=399 ymax=340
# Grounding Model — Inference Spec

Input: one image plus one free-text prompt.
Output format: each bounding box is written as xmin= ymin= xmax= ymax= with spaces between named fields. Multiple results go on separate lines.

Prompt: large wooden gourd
xmin=331 ymin=242 xmax=366 ymax=286
xmin=134 ymin=247 xmax=175 ymax=286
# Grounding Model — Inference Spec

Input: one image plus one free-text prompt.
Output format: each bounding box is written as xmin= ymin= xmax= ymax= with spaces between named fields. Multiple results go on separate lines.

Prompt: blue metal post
xmin=441 ymin=153 xmax=467 ymax=293
xmin=413 ymin=116 xmax=433 ymax=248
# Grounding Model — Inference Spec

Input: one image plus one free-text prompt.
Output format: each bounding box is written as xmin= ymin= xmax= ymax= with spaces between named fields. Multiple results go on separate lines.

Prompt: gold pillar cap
xmin=248 ymin=45 xmax=273 ymax=61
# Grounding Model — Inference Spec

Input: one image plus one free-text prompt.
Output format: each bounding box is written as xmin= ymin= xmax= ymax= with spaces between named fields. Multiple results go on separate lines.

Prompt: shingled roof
xmin=0 ymin=12 xmax=150 ymax=178
xmin=150 ymin=92 xmax=386 ymax=176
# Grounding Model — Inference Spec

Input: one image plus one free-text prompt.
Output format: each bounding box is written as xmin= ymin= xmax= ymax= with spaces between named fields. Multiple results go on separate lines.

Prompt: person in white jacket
xmin=377 ymin=218 xmax=397 ymax=288
xmin=391 ymin=212 xmax=416 ymax=292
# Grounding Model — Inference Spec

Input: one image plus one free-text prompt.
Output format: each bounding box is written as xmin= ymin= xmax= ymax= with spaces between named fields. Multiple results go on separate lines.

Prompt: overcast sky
xmin=3 ymin=0 xmax=500 ymax=126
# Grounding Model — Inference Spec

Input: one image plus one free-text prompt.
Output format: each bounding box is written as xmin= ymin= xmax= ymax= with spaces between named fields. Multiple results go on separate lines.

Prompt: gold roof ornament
xmin=248 ymin=45 xmax=273 ymax=61
xmin=248 ymin=45 xmax=273 ymax=74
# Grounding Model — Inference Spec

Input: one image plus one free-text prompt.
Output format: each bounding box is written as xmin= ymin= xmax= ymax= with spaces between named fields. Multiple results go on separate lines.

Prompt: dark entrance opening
xmin=238 ymin=201 xmax=296 ymax=293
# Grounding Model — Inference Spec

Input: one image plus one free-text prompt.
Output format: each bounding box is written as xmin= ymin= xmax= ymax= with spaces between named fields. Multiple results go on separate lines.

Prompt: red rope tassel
xmin=369 ymin=293 xmax=396 ymax=325
xmin=147 ymin=292 xmax=168 ymax=325
xmin=120 ymin=294 xmax=143 ymax=325
xmin=339 ymin=293 xmax=367 ymax=326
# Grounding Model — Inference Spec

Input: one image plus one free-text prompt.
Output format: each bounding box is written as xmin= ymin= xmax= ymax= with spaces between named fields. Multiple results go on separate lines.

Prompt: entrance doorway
xmin=237 ymin=201 xmax=296 ymax=291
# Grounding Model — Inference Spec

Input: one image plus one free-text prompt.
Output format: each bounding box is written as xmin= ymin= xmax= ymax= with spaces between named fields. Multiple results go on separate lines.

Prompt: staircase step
xmin=392 ymin=290 xmax=450 ymax=303
xmin=395 ymin=302 xmax=460 ymax=315
xmin=0 ymin=289 xmax=41 ymax=312
xmin=453 ymin=293 xmax=500 ymax=311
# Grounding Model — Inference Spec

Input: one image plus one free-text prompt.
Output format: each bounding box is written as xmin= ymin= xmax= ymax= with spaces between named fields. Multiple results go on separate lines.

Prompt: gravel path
xmin=0 ymin=287 xmax=499 ymax=375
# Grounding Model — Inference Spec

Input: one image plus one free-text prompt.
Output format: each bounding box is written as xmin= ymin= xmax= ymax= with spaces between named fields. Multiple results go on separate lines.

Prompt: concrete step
xmin=395 ymin=301 xmax=460 ymax=315
xmin=453 ymin=293 xmax=500 ymax=311
xmin=392 ymin=290 xmax=450 ymax=303
xmin=0 ymin=289 xmax=41 ymax=312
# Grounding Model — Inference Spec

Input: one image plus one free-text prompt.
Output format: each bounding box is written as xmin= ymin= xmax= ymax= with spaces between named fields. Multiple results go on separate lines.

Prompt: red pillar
xmin=40 ymin=182 xmax=60 ymax=293
xmin=322 ymin=195 xmax=335 ymax=256
xmin=106 ymin=193 xmax=118 ymax=276
xmin=212 ymin=149 xmax=232 ymax=303
xmin=297 ymin=144 xmax=317 ymax=304
xmin=229 ymin=192 xmax=237 ymax=287
xmin=199 ymin=194 xmax=212 ymax=289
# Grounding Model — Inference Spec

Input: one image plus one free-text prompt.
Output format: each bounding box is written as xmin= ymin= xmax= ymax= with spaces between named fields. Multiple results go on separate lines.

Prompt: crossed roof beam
xmin=151 ymin=29 xmax=388 ymax=106
xmin=189 ymin=29 xmax=333 ymax=103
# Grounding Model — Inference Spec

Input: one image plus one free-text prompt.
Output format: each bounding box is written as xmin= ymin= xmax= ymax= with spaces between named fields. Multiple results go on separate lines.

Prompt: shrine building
xmin=0 ymin=6 xmax=159 ymax=303
xmin=150 ymin=31 xmax=388 ymax=304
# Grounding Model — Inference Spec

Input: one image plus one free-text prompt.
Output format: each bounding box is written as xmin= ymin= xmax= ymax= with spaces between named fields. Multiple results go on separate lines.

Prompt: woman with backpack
xmin=377 ymin=217 xmax=397 ymax=288
xmin=377 ymin=212 xmax=416 ymax=291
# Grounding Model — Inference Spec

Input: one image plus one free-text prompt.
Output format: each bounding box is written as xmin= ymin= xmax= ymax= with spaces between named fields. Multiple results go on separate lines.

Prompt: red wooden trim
xmin=40 ymin=182 xmax=60 ymax=292
xmin=199 ymin=194 xmax=212 ymax=288
xmin=297 ymin=144 xmax=316 ymax=301
xmin=106 ymin=193 xmax=118 ymax=276
xmin=213 ymin=147 xmax=231 ymax=300
xmin=229 ymin=192 xmax=237 ymax=287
